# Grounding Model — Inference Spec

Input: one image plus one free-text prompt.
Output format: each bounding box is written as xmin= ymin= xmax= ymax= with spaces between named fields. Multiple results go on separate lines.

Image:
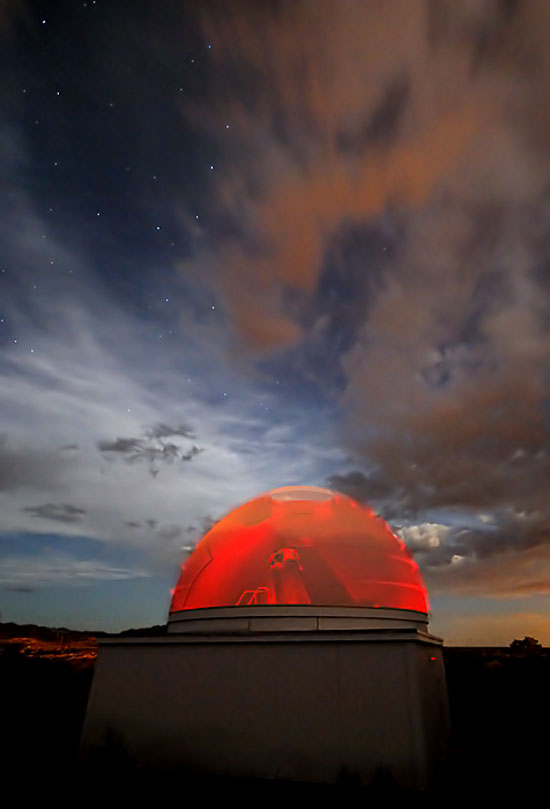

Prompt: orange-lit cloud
xmin=184 ymin=1 xmax=550 ymax=601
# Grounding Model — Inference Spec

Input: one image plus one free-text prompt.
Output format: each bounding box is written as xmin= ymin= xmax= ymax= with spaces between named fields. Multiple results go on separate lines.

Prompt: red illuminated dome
xmin=170 ymin=486 xmax=428 ymax=615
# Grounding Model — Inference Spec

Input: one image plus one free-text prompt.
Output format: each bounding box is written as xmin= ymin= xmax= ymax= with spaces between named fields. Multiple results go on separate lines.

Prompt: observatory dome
xmin=170 ymin=486 xmax=428 ymax=614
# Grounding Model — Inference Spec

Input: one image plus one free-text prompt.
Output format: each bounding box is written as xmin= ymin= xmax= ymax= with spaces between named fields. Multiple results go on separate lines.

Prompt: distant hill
xmin=0 ymin=621 xmax=165 ymax=643
xmin=118 ymin=624 xmax=166 ymax=636
xmin=0 ymin=621 xmax=104 ymax=643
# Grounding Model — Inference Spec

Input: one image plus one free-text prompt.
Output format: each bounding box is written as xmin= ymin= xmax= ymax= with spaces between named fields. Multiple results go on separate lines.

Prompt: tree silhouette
xmin=509 ymin=636 xmax=542 ymax=654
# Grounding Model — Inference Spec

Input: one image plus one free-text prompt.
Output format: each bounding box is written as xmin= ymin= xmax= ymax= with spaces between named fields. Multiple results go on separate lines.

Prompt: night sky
xmin=1 ymin=1 xmax=548 ymax=643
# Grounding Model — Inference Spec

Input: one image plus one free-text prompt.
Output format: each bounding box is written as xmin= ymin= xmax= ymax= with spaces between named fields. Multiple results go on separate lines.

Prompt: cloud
xmin=180 ymin=3 xmax=549 ymax=599
xmin=97 ymin=424 xmax=203 ymax=476
xmin=399 ymin=522 xmax=450 ymax=552
xmin=0 ymin=214 xmax=341 ymax=571
xmin=145 ymin=423 xmax=195 ymax=440
xmin=327 ymin=470 xmax=397 ymax=508
xmin=186 ymin=0 xmax=548 ymax=519
xmin=0 ymin=554 xmax=149 ymax=589
xmin=156 ymin=525 xmax=182 ymax=542
xmin=3 ymin=1 xmax=548 ymax=613
xmin=173 ymin=0 xmax=548 ymax=357
xmin=23 ymin=503 xmax=86 ymax=523
xmin=423 ymin=529 xmax=550 ymax=598
xmin=0 ymin=436 xmax=80 ymax=494
xmin=317 ymin=6 xmax=550 ymax=545
xmin=328 ymin=470 xmax=549 ymax=597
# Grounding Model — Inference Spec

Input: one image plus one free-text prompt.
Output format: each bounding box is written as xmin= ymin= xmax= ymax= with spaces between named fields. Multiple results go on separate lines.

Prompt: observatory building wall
xmin=81 ymin=618 xmax=448 ymax=789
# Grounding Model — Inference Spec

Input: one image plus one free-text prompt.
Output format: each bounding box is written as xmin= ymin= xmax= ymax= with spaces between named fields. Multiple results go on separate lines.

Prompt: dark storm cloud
xmin=428 ymin=512 xmax=549 ymax=567
xmin=98 ymin=423 xmax=203 ymax=476
xmin=330 ymin=463 xmax=549 ymax=584
xmin=328 ymin=470 xmax=396 ymax=508
xmin=404 ymin=510 xmax=549 ymax=569
xmin=23 ymin=503 xmax=86 ymax=523
xmin=424 ymin=540 xmax=550 ymax=599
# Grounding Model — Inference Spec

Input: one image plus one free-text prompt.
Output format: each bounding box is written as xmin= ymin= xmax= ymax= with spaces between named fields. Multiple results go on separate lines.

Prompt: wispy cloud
xmin=23 ymin=503 xmax=86 ymax=523
xmin=0 ymin=553 xmax=149 ymax=589
xmin=0 ymin=203 xmax=342 ymax=576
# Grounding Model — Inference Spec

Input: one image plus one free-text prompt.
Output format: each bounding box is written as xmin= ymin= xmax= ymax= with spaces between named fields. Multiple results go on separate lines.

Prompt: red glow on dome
xmin=170 ymin=486 xmax=429 ymax=614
